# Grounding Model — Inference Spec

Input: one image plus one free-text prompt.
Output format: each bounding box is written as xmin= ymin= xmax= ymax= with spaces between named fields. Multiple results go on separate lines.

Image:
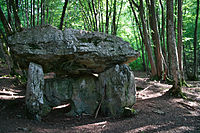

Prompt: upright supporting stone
xmin=44 ymin=74 xmax=100 ymax=116
xmin=98 ymin=64 xmax=136 ymax=116
xmin=26 ymin=62 xmax=50 ymax=120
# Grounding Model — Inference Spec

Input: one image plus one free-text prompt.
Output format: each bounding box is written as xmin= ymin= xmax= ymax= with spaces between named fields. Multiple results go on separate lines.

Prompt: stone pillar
xmin=98 ymin=64 xmax=136 ymax=116
xmin=26 ymin=62 xmax=50 ymax=120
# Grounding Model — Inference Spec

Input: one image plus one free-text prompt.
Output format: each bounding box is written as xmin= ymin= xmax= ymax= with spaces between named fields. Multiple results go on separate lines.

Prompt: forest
xmin=0 ymin=0 xmax=200 ymax=132
xmin=0 ymin=0 xmax=199 ymax=85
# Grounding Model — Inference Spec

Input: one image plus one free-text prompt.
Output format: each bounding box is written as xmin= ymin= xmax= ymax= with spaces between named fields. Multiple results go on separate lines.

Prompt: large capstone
xmin=8 ymin=25 xmax=139 ymax=75
xmin=98 ymin=64 xmax=136 ymax=116
xmin=25 ymin=62 xmax=51 ymax=120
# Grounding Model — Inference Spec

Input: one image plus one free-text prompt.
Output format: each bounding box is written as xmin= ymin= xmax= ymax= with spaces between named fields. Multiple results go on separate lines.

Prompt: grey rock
xmin=26 ymin=62 xmax=51 ymax=120
xmin=98 ymin=64 xmax=136 ymax=116
xmin=8 ymin=25 xmax=139 ymax=75
xmin=44 ymin=74 xmax=100 ymax=116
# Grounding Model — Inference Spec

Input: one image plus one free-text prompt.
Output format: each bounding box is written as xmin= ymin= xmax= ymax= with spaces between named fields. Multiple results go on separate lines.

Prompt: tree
xmin=177 ymin=0 xmax=184 ymax=81
xmin=147 ymin=0 xmax=163 ymax=79
xmin=0 ymin=5 xmax=13 ymax=35
xmin=59 ymin=0 xmax=68 ymax=30
xmin=193 ymin=0 xmax=199 ymax=80
xmin=167 ymin=0 xmax=182 ymax=96
xmin=130 ymin=0 xmax=157 ymax=77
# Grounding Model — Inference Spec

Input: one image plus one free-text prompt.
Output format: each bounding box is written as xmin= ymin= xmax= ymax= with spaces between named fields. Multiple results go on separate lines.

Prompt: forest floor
xmin=0 ymin=60 xmax=200 ymax=133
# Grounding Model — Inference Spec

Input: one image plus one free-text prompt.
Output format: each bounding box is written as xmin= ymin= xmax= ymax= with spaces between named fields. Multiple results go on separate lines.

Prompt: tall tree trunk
xmin=116 ymin=0 xmax=123 ymax=34
xmin=91 ymin=0 xmax=98 ymax=31
xmin=25 ymin=0 xmax=29 ymax=28
xmin=105 ymin=0 xmax=109 ymax=33
xmin=129 ymin=0 xmax=146 ymax=71
xmin=88 ymin=0 xmax=96 ymax=31
xmin=59 ymin=0 xmax=68 ymax=30
xmin=10 ymin=0 xmax=22 ymax=31
xmin=30 ymin=0 xmax=33 ymax=27
xmin=0 ymin=6 xmax=13 ymax=35
xmin=6 ymin=0 xmax=12 ymax=28
xmin=178 ymin=0 xmax=184 ymax=80
xmin=193 ymin=0 xmax=199 ymax=79
xmin=79 ymin=0 xmax=92 ymax=31
xmin=112 ymin=0 xmax=117 ymax=35
xmin=159 ymin=0 xmax=168 ymax=80
xmin=167 ymin=0 xmax=181 ymax=94
xmin=148 ymin=0 xmax=163 ymax=79
xmin=33 ymin=0 xmax=35 ymax=27
xmin=130 ymin=0 xmax=157 ymax=76
xmin=41 ymin=0 xmax=43 ymax=25
xmin=37 ymin=0 xmax=40 ymax=25
xmin=139 ymin=0 xmax=157 ymax=77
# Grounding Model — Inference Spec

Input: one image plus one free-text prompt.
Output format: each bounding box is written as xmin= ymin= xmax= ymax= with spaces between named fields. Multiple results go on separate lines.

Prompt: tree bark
xmin=91 ymin=0 xmax=98 ymax=31
xmin=25 ymin=0 xmax=29 ymax=28
xmin=138 ymin=0 xmax=157 ymax=77
xmin=0 ymin=6 xmax=13 ymax=35
xmin=37 ymin=0 xmax=40 ymax=25
xmin=33 ymin=0 xmax=35 ymax=27
xmin=167 ymin=0 xmax=181 ymax=92
xmin=130 ymin=0 xmax=157 ymax=76
xmin=177 ymin=0 xmax=184 ymax=79
xmin=112 ymin=0 xmax=117 ymax=35
xmin=59 ymin=0 xmax=69 ymax=30
xmin=148 ymin=0 xmax=163 ymax=79
xmin=193 ymin=0 xmax=199 ymax=79
xmin=6 ymin=0 xmax=12 ymax=28
xmin=10 ymin=0 xmax=22 ymax=31
xmin=105 ymin=0 xmax=109 ymax=33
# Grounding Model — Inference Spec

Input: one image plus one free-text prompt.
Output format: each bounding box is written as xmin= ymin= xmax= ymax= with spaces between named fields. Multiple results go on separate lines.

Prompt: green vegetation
xmin=0 ymin=0 xmax=199 ymax=96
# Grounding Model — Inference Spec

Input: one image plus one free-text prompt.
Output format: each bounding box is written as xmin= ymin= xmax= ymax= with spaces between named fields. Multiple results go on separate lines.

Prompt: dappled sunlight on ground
xmin=0 ymin=67 xmax=200 ymax=132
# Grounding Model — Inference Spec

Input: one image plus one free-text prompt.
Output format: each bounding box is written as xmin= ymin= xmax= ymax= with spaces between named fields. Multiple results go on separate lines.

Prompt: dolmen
xmin=8 ymin=25 xmax=139 ymax=120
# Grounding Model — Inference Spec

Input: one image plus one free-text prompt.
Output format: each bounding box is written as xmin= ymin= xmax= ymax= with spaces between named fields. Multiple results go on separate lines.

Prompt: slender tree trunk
xmin=159 ymin=0 xmax=168 ymax=80
xmin=25 ymin=0 xmax=29 ymax=28
xmin=33 ymin=0 xmax=35 ymax=27
xmin=167 ymin=0 xmax=181 ymax=94
xmin=0 ymin=6 xmax=13 ymax=35
xmin=91 ymin=0 xmax=98 ymax=31
xmin=139 ymin=0 xmax=157 ymax=77
xmin=112 ymin=0 xmax=117 ymax=35
xmin=59 ymin=0 xmax=68 ymax=30
xmin=41 ymin=0 xmax=43 ymax=25
xmin=116 ymin=0 xmax=123 ymax=34
xmin=178 ymin=0 xmax=184 ymax=80
xmin=148 ymin=0 xmax=163 ymax=79
xmin=130 ymin=0 xmax=157 ymax=76
xmin=88 ymin=0 xmax=96 ymax=31
xmin=105 ymin=0 xmax=109 ymax=33
xmin=193 ymin=0 xmax=199 ymax=79
xmin=46 ymin=5 xmax=49 ymax=24
xmin=37 ymin=0 xmax=39 ymax=25
xmin=30 ymin=0 xmax=33 ymax=27
xmin=10 ymin=0 xmax=22 ymax=31
xmin=6 ymin=0 xmax=12 ymax=28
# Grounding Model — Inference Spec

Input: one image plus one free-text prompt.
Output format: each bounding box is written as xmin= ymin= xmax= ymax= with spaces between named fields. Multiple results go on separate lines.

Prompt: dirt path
xmin=0 ymin=62 xmax=200 ymax=133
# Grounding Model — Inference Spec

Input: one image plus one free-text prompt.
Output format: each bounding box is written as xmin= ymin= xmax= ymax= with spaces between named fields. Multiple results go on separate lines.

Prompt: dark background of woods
xmin=0 ymin=0 xmax=199 ymax=93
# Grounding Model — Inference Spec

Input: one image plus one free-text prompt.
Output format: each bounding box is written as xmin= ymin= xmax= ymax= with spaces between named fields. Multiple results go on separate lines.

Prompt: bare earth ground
xmin=0 ymin=61 xmax=200 ymax=133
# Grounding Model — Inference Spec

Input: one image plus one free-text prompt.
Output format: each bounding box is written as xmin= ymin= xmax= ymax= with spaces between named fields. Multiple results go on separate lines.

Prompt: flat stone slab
xmin=8 ymin=25 xmax=139 ymax=75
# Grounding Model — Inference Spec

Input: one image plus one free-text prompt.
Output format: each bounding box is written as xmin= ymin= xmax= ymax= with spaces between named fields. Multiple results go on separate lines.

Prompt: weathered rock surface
xmin=8 ymin=25 xmax=139 ymax=75
xmin=25 ymin=62 xmax=136 ymax=118
xmin=98 ymin=64 xmax=136 ymax=116
xmin=44 ymin=74 xmax=100 ymax=115
xmin=25 ymin=62 xmax=51 ymax=120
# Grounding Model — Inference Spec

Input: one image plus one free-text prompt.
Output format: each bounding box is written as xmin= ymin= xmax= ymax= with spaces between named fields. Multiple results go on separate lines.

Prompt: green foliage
xmin=0 ymin=0 xmax=199 ymax=76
